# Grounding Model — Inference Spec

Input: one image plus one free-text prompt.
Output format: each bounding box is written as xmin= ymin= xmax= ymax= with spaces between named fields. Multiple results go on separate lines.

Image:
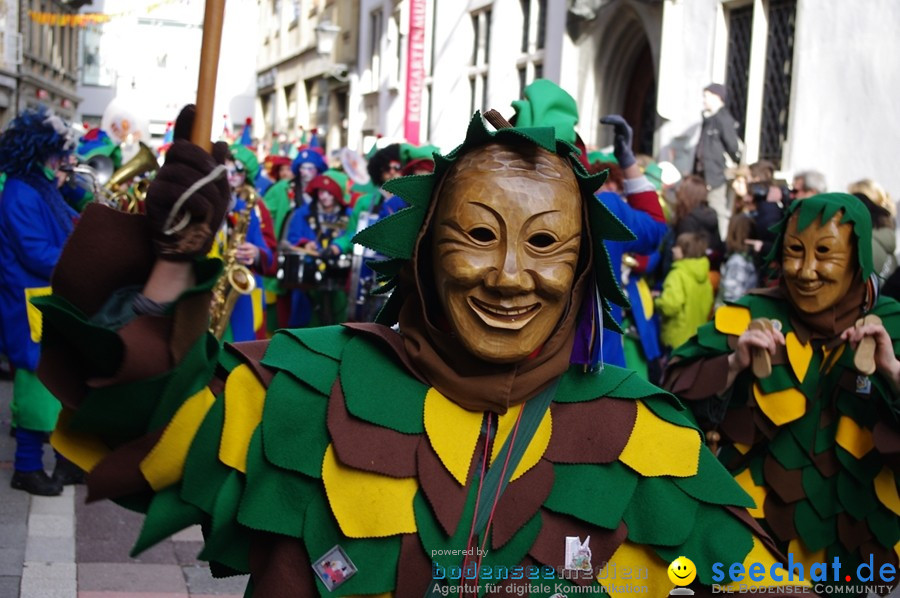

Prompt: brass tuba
xmin=105 ymin=142 xmax=159 ymax=213
xmin=209 ymin=184 xmax=262 ymax=340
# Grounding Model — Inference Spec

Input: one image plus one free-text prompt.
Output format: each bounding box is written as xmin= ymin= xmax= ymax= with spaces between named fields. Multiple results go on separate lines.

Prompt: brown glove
xmin=144 ymin=111 xmax=230 ymax=260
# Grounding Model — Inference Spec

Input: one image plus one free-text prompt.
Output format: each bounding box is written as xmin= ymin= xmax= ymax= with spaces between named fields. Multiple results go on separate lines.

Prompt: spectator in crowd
xmin=744 ymin=160 xmax=789 ymax=277
xmin=693 ymin=82 xmax=742 ymax=236
xmin=852 ymin=191 xmax=897 ymax=284
xmin=715 ymin=212 xmax=758 ymax=308
xmin=0 ymin=106 xmax=80 ymax=495
xmin=791 ymin=169 xmax=827 ymax=200
xmin=669 ymin=174 xmax=724 ymax=280
xmin=655 ymin=232 xmax=714 ymax=352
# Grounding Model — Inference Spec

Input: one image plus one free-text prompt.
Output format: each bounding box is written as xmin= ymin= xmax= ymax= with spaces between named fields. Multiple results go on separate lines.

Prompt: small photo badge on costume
xmin=564 ymin=536 xmax=592 ymax=571
xmin=312 ymin=545 xmax=358 ymax=591
xmin=855 ymin=375 xmax=872 ymax=395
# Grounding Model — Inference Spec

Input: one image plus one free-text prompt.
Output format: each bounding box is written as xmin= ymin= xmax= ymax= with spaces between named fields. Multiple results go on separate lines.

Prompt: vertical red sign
xmin=404 ymin=0 xmax=426 ymax=145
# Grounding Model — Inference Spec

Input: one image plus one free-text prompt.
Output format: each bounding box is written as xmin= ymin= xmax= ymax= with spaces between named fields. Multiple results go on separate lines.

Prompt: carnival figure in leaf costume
xmin=664 ymin=193 xmax=900 ymax=597
xmin=34 ymin=106 xmax=813 ymax=597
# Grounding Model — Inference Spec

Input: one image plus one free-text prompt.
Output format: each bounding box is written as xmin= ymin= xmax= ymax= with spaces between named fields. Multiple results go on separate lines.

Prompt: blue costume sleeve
xmin=286 ymin=204 xmax=314 ymax=246
xmin=2 ymin=183 xmax=65 ymax=280
xmin=600 ymin=192 xmax=668 ymax=256
xmin=246 ymin=210 xmax=271 ymax=265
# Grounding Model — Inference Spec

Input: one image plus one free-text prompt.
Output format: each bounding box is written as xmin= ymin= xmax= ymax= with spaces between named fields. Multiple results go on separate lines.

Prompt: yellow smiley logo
xmin=667 ymin=556 xmax=697 ymax=586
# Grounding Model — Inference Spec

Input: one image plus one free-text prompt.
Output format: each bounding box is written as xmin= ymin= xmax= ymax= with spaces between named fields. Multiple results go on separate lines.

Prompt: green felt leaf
xmin=835 ymin=392 xmax=878 ymax=428
xmin=640 ymin=395 xmax=694 ymax=429
xmin=836 ymin=469 xmax=877 ymax=521
xmin=198 ymin=470 xmax=251 ymax=574
xmin=867 ymin=505 xmax=900 ymax=549
xmin=261 ymin=371 xmax=329 ymax=478
xmin=381 ymin=172 xmax=435 ymax=209
xmin=544 ymin=462 xmax=638 ymax=529
xmin=352 ymin=206 xmax=427 ymax=259
xmin=587 ymin=192 xmax=635 ymax=243
xmin=655 ymin=503 xmax=753 ymax=585
xmin=623 ymin=477 xmax=699 ymax=546
xmin=555 ymin=365 xmax=632 ymax=403
xmin=835 ymin=447 xmax=882 ymax=484
xmin=793 ymin=499 xmax=836 ymax=552
xmin=414 ymin=487 xmax=541 ymax=581
xmin=674 ymin=447 xmax=755 ymax=508
xmin=802 ymin=466 xmax=840 ymax=519
xmin=262 ymin=332 xmax=339 ymax=396
xmin=238 ymin=428 xmax=318 ymax=536
xmin=303 ymin=491 xmax=400 ymax=596
xmin=290 ymin=325 xmax=354 ymax=359
xmin=758 ymin=364 xmax=797 ymax=395
xmin=769 ymin=429 xmax=812 ymax=470
xmin=181 ymin=398 xmax=232 ymax=513
xmin=696 ymin=322 xmax=730 ymax=353
xmin=748 ymin=458 xmax=765 ymax=486
xmin=340 ymin=335 xmax=427 ymax=434
xmin=746 ymin=295 xmax=790 ymax=325
xmin=70 ymin=373 xmax=172 ymax=446
xmin=132 ymin=486 xmax=204 ymax=556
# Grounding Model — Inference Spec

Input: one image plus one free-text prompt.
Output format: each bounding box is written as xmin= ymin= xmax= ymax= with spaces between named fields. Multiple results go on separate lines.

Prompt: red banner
xmin=404 ymin=0 xmax=427 ymax=145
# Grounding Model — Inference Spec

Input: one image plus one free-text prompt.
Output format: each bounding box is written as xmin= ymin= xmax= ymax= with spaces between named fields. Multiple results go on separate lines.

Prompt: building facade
xmin=255 ymin=0 xmax=358 ymax=156
xmin=2 ymin=0 xmax=89 ymax=127
xmin=307 ymin=0 xmax=899 ymax=197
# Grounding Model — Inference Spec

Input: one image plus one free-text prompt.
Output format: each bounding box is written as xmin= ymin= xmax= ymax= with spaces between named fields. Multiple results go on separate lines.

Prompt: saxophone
xmin=209 ymin=184 xmax=261 ymax=340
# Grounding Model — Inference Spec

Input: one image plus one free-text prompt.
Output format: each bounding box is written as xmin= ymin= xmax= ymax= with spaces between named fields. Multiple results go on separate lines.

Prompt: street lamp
xmin=315 ymin=20 xmax=349 ymax=81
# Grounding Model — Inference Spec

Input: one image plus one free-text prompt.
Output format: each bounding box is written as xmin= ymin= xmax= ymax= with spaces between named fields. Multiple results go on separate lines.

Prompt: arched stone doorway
xmin=578 ymin=1 xmax=662 ymax=157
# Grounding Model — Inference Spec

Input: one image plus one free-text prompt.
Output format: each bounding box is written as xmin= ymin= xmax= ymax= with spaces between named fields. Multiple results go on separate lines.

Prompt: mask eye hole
xmin=468 ymin=227 xmax=496 ymax=243
xmin=528 ymin=233 xmax=555 ymax=248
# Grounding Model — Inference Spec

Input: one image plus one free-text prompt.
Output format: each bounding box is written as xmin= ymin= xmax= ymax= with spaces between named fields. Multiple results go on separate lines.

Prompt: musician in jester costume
xmin=34 ymin=105 xmax=813 ymax=597
xmin=663 ymin=192 xmax=900 ymax=597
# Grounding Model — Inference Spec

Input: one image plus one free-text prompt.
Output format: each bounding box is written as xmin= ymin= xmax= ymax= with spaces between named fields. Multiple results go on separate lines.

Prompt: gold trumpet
xmin=105 ymin=142 xmax=159 ymax=213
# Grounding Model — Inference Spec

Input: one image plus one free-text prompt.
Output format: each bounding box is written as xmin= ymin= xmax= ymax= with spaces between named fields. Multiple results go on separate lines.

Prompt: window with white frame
xmin=469 ymin=8 xmax=491 ymax=115
xmin=517 ymin=0 xmax=546 ymax=96
xmin=368 ymin=8 xmax=383 ymax=90
xmin=723 ymin=0 xmax=796 ymax=168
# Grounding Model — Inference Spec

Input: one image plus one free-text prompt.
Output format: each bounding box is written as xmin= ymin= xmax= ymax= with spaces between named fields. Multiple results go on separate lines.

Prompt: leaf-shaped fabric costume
xmin=36 ymin=114 xmax=811 ymax=598
xmin=664 ymin=194 xmax=900 ymax=598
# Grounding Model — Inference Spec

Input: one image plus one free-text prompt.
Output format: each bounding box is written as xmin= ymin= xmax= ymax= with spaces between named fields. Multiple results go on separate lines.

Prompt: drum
xmin=277 ymin=251 xmax=319 ymax=288
xmin=278 ymin=250 xmax=352 ymax=289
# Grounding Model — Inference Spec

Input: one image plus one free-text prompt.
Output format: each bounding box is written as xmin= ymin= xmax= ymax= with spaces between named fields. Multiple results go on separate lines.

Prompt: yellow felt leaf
xmin=753 ymin=383 xmax=806 ymax=426
xmin=874 ymin=468 xmax=900 ymax=516
xmin=24 ymin=286 xmax=52 ymax=343
xmin=734 ymin=442 xmax=751 ymax=455
xmin=784 ymin=332 xmax=812 ymax=382
xmin=715 ymin=304 xmax=751 ymax=337
xmin=605 ymin=540 xmax=672 ymax=596
xmin=835 ymin=416 xmax=874 ymax=459
xmin=321 ymin=444 xmax=417 ymax=538
xmin=424 ymin=387 xmax=481 ymax=485
xmin=140 ymin=387 xmax=216 ymax=491
xmin=489 ymin=402 xmax=552 ymax=482
xmin=637 ymin=278 xmax=654 ymax=319
xmin=713 ymin=538 xmax=813 ymax=591
xmin=619 ymin=401 xmax=700 ymax=477
xmin=50 ymin=408 xmax=109 ymax=473
xmin=220 ymin=364 xmax=266 ymax=472
xmin=251 ymin=287 xmax=264 ymax=333
xmin=733 ymin=469 xmax=766 ymax=518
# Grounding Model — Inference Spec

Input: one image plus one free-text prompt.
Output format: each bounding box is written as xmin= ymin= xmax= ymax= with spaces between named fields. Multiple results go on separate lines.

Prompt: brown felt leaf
xmin=763 ymin=455 xmax=805 ymax=503
xmin=491 ymin=459 xmax=554 ymax=549
xmin=544 ymin=399 xmax=636 ymax=463
xmin=529 ymin=508 xmax=628 ymax=587
xmin=86 ymin=429 xmax=162 ymax=502
xmin=327 ymin=380 xmax=420 ymax=478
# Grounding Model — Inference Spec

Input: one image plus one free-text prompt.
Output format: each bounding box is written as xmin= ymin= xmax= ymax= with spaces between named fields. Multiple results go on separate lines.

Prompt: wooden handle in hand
xmin=191 ymin=0 xmax=227 ymax=152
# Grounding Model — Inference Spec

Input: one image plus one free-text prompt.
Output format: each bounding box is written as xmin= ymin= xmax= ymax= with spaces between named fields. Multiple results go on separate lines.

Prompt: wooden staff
xmin=191 ymin=0 xmax=227 ymax=152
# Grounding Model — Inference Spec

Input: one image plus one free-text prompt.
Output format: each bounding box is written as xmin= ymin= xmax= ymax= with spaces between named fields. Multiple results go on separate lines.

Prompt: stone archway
xmin=581 ymin=1 xmax=662 ymax=155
